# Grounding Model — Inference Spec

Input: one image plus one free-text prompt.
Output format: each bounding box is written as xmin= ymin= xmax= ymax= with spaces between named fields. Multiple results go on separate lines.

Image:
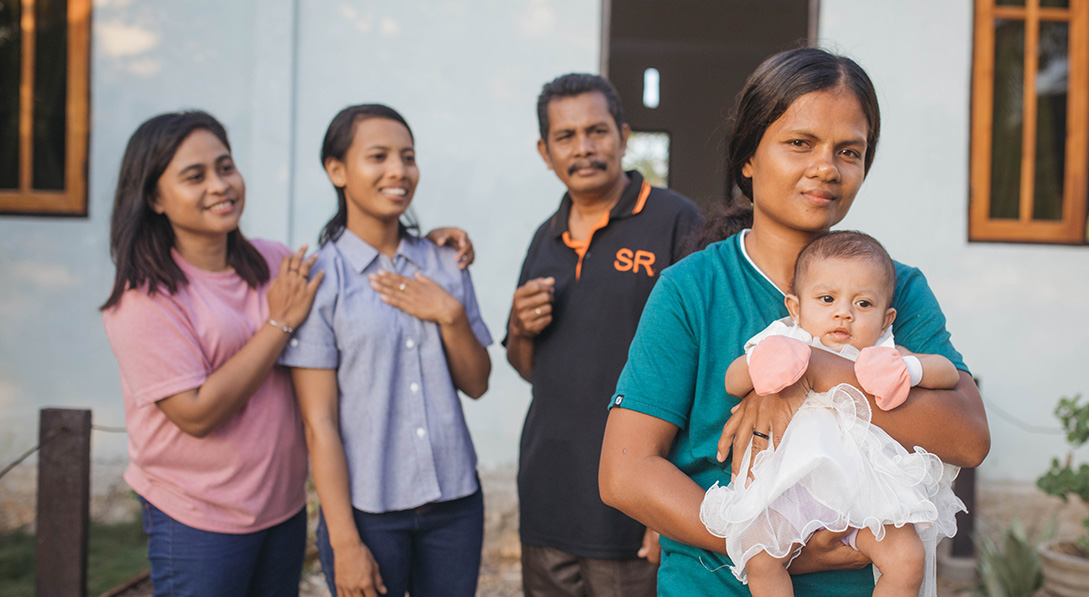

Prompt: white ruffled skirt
xmin=700 ymin=384 xmax=964 ymax=596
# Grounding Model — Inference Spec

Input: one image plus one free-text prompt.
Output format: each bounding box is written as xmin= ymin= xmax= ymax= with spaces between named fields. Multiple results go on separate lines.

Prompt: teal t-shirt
xmin=611 ymin=233 xmax=967 ymax=596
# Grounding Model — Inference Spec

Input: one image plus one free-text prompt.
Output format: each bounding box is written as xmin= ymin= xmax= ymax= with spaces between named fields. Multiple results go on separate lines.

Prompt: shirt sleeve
xmin=891 ymin=264 xmax=968 ymax=373
xmin=501 ymin=225 xmax=545 ymax=348
xmin=103 ymin=291 xmax=210 ymax=407
xmin=609 ymin=272 xmax=701 ymax=429
xmin=458 ymin=266 xmax=493 ymax=347
xmin=277 ymin=254 xmax=340 ymax=369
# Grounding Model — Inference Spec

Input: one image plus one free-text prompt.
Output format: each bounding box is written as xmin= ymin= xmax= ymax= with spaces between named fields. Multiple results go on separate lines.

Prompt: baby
xmin=700 ymin=231 xmax=964 ymax=597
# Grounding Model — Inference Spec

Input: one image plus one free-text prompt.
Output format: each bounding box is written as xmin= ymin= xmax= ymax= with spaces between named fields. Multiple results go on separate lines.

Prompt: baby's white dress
xmin=699 ymin=318 xmax=964 ymax=596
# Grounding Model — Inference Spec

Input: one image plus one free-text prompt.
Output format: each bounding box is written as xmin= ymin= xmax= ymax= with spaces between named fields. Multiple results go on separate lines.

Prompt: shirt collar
xmin=334 ymin=228 xmax=427 ymax=273
xmin=549 ymin=170 xmax=649 ymax=238
xmin=737 ymin=229 xmax=787 ymax=297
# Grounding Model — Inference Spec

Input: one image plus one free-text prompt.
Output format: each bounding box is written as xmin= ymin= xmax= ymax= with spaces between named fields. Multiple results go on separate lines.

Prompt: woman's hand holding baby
xmin=717 ymin=381 xmax=807 ymax=478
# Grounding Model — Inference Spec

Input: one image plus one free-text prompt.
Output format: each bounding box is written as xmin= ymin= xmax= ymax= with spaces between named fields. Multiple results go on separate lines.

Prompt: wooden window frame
xmin=969 ymin=0 xmax=1089 ymax=244
xmin=0 ymin=0 xmax=90 ymax=217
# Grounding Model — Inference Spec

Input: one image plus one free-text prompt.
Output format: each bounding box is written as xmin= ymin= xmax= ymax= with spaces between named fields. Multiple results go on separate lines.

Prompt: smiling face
xmin=786 ymin=255 xmax=896 ymax=351
xmin=537 ymin=91 xmax=630 ymax=198
xmin=325 ymin=117 xmax=418 ymax=228
xmin=743 ymin=87 xmax=869 ymax=237
xmin=151 ymin=129 xmax=245 ymax=245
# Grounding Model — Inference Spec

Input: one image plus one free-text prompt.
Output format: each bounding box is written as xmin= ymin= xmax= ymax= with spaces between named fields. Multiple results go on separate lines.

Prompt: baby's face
xmin=787 ymin=257 xmax=895 ymax=351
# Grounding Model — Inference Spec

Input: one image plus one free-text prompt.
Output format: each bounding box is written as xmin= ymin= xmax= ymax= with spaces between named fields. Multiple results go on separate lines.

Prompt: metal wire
xmin=0 ymin=431 xmax=62 ymax=481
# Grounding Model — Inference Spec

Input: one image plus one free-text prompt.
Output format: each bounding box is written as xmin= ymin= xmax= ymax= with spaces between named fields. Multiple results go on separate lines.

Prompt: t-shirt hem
xmin=349 ymin=476 xmax=480 ymax=514
xmin=127 ymin=468 xmax=305 ymax=534
xmin=277 ymin=352 xmax=337 ymax=369
xmin=609 ymin=392 xmax=688 ymax=429
xmin=520 ymin=534 xmax=642 ymax=560
xmin=133 ymin=372 xmax=208 ymax=407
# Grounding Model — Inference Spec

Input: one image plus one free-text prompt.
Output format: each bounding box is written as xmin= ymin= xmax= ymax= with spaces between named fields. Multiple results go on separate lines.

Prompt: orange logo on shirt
xmin=614 ymin=248 xmax=656 ymax=277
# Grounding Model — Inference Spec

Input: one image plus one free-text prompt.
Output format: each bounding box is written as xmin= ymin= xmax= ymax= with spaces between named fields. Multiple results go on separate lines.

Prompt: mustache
xmin=567 ymin=160 xmax=608 ymax=176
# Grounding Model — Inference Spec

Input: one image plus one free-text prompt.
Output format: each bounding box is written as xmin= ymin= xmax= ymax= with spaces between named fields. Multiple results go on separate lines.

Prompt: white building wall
xmin=820 ymin=0 xmax=1089 ymax=484
xmin=0 ymin=0 xmax=600 ymax=470
xmin=1 ymin=0 xmax=1082 ymax=489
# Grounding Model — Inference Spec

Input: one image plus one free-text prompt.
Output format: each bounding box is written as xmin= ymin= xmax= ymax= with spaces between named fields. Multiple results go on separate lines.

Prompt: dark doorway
xmin=606 ymin=0 xmax=815 ymax=206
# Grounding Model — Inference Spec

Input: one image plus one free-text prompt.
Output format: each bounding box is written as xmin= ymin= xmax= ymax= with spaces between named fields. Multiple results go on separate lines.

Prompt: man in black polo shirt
xmin=506 ymin=73 xmax=701 ymax=596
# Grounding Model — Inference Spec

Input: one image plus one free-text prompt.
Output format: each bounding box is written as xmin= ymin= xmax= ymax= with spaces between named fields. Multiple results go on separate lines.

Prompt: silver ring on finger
xmin=399 ymin=282 xmax=407 ymax=291
xmin=535 ymin=307 xmax=542 ymax=316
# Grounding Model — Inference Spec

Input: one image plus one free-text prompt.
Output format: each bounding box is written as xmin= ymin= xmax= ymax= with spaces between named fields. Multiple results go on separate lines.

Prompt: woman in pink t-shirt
xmin=102 ymin=111 xmax=476 ymax=597
xmin=101 ymin=111 xmax=324 ymax=596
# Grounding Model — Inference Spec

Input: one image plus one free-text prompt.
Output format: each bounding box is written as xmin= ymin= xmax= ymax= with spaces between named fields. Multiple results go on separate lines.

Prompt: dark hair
xmin=792 ymin=230 xmax=896 ymax=303
xmin=536 ymin=73 xmax=625 ymax=142
xmin=101 ymin=111 xmax=269 ymax=310
xmin=318 ymin=104 xmax=419 ymax=245
xmin=688 ymin=47 xmax=882 ymax=252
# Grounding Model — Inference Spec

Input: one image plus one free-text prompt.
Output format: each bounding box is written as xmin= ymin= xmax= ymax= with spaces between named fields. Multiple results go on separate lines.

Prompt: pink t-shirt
xmin=102 ymin=238 xmax=307 ymax=534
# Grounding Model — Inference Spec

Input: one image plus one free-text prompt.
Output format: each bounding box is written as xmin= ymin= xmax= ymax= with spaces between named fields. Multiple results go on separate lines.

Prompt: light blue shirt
xmin=279 ymin=230 xmax=492 ymax=513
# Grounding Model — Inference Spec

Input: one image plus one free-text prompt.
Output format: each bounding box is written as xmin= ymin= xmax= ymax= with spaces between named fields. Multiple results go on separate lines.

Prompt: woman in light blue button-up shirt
xmin=280 ymin=104 xmax=492 ymax=597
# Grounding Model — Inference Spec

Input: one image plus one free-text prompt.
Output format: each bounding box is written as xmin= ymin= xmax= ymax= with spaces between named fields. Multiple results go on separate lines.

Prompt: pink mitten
xmin=748 ymin=336 xmax=812 ymax=395
xmin=855 ymin=346 xmax=911 ymax=410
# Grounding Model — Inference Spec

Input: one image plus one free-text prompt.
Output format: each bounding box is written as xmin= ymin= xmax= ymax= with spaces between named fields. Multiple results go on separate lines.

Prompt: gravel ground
xmin=27 ymin=468 xmax=1089 ymax=596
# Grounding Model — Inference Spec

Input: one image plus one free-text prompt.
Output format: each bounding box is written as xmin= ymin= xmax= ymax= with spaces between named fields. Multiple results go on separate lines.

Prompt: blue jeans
xmin=138 ymin=496 xmax=306 ymax=597
xmin=316 ymin=489 xmax=484 ymax=597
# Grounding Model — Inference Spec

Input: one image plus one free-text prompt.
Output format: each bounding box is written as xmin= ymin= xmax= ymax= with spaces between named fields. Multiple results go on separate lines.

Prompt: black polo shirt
xmin=511 ymin=170 xmax=701 ymax=558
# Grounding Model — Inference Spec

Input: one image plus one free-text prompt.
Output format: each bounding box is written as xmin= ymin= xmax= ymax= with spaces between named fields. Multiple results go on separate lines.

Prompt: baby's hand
xmin=855 ymin=346 xmax=911 ymax=411
xmin=748 ymin=336 xmax=811 ymax=395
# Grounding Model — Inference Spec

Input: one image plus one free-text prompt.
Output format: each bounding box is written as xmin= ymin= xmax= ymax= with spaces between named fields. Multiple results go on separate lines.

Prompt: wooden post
xmin=36 ymin=408 xmax=91 ymax=597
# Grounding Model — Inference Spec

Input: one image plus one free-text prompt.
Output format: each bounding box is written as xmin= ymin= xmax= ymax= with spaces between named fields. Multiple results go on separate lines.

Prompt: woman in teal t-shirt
xmin=598 ymin=48 xmax=990 ymax=596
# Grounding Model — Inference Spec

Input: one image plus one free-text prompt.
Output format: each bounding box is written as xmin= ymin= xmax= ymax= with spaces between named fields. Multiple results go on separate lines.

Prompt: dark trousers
xmin=316 ymin=489 xmax=484 ymax=597
xmin=521 ymin=543 xmax=658 ymax=597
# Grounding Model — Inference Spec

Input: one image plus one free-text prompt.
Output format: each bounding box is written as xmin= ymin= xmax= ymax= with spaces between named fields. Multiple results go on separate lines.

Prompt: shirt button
xmin=410 ymin=382 xmax=420 ymax=393
xmin=405 ymin=339 xmax=416 ymax=349
xmin=289 ymin=339 xmax=299 ymax=348
xmin=416 ymin=427 xmax=426 ymax=438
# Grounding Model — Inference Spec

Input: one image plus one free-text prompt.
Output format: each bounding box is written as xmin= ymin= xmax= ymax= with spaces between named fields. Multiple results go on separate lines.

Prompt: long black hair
xmin=318 ymin=104 xmax=420 ymax=246
xmin=687 ymin=47 xmax=881 ymax=253
xmin=101 ymin=111 xmax=269 ymax=310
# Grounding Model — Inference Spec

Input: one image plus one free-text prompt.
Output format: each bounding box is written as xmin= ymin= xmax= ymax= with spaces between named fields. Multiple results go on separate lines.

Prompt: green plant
xmin=1036 ymin=393 xmax=1089 ymax=554
xmin=975 ymin=518 xmax=1054 ymax=597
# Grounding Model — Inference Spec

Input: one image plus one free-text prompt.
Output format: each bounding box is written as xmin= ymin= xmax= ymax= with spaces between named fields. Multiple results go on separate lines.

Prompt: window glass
xmin=32 ymin=0 xmax=67 ymax=191
xmin=990 ymin=18 xmax=1025 ymax=220
xmin=1033 ymin=20 xmax=1068 ymax=221
xmin=1040 ymin=0 xmax=1069 ymax=8
xmin=622 ymin=131 xmax=670 ymax=188
xmin=0 ymin=0 xmax=19 ymax=190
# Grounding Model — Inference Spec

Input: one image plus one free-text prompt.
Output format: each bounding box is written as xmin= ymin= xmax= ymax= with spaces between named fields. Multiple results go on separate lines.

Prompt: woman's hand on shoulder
xmin=369 ymin=270 xmax=464 ymax=326
xmin=425 ymin=227 xmax=474 ymax=269
xmin=788 ymin=529 xmax=871 ymax=575
xmin=334 ymin=541 xmax=387 ymax=597
xmin=267 ymin=245 xmax=324 ymax=329
xmin=717 ymin=380 xmax=807 ymax=480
